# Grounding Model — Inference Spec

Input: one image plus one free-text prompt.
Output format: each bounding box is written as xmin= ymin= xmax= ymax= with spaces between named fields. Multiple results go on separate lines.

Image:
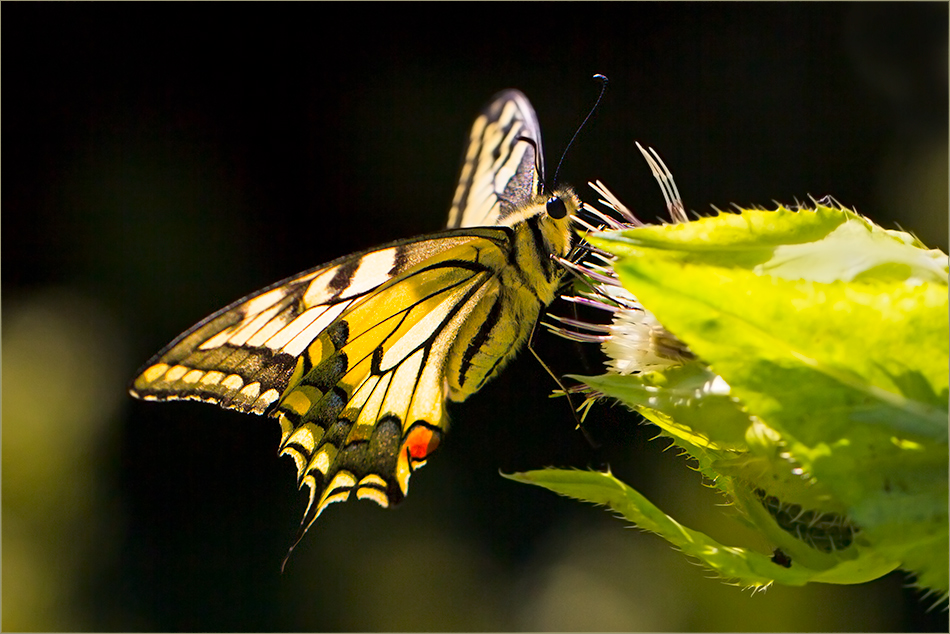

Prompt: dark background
xmin=4 ymin=3 xmax=947 ymax=631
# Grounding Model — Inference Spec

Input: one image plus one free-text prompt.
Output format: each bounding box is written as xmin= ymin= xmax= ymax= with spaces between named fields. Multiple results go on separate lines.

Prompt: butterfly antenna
xmin=551 ymin=73 xmax=608 ymax=186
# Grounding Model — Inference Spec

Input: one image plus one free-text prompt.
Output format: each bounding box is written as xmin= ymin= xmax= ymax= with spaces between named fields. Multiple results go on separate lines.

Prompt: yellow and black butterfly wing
xmin=130 ymin=229 xmax=518 ymax=531
xmin=131 ymin=268 xmax=324 ymax=415
xmin=269 ymin=229 xmax=517 ymax=533
xmin=448 ymin=89 xmax=544 ymax=229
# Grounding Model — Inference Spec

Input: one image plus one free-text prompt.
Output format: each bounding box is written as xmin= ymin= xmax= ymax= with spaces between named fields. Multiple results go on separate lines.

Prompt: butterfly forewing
xmin=131 ymin=232 xmax=499 ymax=408
xmin=130 ymin=90 xmax=579 ymax=556
xmin=131 ymin=271 xmax=321 ymax=414
xmin=448 ymin=90 xmax=544 ymax=229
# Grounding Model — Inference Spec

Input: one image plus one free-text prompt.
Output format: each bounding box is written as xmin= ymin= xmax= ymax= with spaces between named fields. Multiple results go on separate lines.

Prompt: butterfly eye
xmin=546 ymin=195 xmax=568 ymax=220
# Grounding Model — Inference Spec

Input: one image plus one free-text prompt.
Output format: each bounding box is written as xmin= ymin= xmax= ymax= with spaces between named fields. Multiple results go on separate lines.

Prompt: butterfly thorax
xmin=444 ymin=188 xmax=579 ymax=402
xmin=500 ymin=187 xmax=578 ymax=300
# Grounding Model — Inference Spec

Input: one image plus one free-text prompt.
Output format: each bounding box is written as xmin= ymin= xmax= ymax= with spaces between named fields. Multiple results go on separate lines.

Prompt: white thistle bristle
xmin=550 ymin=145 xmax=694 ymax=377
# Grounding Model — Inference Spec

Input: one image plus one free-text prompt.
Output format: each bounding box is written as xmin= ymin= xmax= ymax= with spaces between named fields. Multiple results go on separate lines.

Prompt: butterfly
xmin=130 ymin=89 xmax=581 ymax=554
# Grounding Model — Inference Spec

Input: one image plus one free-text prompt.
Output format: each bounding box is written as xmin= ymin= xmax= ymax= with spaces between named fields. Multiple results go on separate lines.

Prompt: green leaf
xmin=573 ymin=362 xmax=751 ymax=451
xmin=506 ymin=469 xmax=901 ymax=588
xmin=534 ymin=203 xmax=949 ymax=594
xmin=593 ymin=204 xmax=948 ymax=285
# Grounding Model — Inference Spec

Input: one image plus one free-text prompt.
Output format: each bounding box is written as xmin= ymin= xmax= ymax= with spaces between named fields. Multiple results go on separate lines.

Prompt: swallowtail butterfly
xmin=130 ymin=90 xmax=580 ymax=555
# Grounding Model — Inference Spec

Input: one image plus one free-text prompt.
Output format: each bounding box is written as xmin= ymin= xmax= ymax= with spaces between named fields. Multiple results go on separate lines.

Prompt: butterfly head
xmin=537 ymin=186 xmax=582 ymax=257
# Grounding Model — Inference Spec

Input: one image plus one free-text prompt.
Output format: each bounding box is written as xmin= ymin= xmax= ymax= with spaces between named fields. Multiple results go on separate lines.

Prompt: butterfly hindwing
xmin=273 ymin=230 xmax=514 ymax=529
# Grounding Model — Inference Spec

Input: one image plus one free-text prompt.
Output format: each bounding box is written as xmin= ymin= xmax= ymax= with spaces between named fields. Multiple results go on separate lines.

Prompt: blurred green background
xmin=4 ymin=3 xmax=947 ymax=631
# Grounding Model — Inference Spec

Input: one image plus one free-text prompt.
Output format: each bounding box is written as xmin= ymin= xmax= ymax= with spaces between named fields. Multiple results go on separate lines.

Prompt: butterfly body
xmin=130 ymin=90 xmax=577 ymax=548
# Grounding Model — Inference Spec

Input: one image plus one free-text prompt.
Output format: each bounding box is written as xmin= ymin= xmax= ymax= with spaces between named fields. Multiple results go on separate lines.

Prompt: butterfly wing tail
xmin=278 ymin=412 xmax=412 ymax=571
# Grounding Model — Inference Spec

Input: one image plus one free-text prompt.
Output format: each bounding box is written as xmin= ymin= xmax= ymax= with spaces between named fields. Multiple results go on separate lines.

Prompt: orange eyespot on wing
xmin=404 ymin=423 xmax=441 ymax=461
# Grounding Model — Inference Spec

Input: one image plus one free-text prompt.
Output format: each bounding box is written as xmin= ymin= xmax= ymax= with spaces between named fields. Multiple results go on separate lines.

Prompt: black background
xmin=4 ymin=3 xmax=947 ymax=631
